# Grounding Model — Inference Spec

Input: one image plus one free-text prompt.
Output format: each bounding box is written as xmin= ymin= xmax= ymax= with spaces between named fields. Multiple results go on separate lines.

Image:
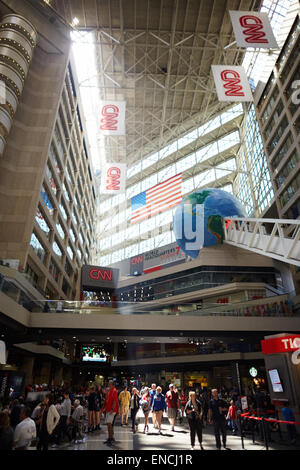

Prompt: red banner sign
xmin=89 ymin=268 xmax=113 ymax=282
xmin=261 ymin=335 xmax=300 ymax=355
xmin=229 ymin=11 xmax=278 ymax=49
xmin=101 ymin=162 xmax=127 ymax=194
xmin=211 ymin=65 xmax=253 ymax=102
xmin=99 ymin=100 xmax=126 ymax=135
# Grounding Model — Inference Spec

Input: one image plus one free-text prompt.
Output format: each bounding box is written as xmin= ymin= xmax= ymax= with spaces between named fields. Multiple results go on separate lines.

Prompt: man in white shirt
xmin=71 ymin=399 xmax=84 ymax=441
xmin=14 ymin=406 xmax=37 ymax=450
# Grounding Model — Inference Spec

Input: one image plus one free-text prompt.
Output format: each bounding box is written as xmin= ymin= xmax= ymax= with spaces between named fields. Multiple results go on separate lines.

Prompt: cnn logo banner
xmin=229 ymin=11 xmax=278 ymax=49
xmin=99 ymin=100 xmax=126 ymax=135
xmin=211 ymin=65 xmax=253 ymax=102
xmin=101 ymin=162 xmax=127 ymax=194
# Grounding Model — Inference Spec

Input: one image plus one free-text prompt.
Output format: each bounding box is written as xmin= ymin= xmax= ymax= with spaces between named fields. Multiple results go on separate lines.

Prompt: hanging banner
xmin=229 ymin=11 xmax=278 ymax=49
xmin=101 ymin=162 xmax=127 ymax=194
xmin=99 ymin=100 xmax=126 ymax=135
xmin=211 ymin=65 xmax=253 ymax=102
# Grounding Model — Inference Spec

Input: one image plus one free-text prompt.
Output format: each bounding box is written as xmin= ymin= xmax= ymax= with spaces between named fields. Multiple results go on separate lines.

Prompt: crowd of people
xmin=0 ymin=381 xmax=298 ymax=450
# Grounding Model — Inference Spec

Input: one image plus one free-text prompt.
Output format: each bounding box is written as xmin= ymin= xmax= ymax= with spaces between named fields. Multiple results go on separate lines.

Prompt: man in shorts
xmin=165 ymin=384 xmax=179 ymax=432
xmin=104 ymin=380 xmax=119 ymax=445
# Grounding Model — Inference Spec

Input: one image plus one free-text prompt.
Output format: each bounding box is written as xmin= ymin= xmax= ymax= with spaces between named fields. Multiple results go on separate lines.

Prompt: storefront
xmin=184 ymin=372 xmax=209 ymax=389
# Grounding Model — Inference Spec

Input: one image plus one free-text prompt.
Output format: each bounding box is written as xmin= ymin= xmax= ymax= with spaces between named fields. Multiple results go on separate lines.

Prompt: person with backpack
xmin=140 ymin=387 xmax=151 ymax=433
xmin=151 ymin=386 xmax=167 ymax=434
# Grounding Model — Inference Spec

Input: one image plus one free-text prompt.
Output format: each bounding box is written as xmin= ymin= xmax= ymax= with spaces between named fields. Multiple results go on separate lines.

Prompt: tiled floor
xmin=50 ymin=410 xmax=299 ymax=451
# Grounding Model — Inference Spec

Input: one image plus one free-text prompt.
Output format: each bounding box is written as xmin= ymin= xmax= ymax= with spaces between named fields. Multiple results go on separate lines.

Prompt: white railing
xmin=223 ymin=218 xmax=300 ymax=267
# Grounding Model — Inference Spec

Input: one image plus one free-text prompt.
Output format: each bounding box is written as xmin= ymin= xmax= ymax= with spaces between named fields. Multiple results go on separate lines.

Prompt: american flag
xmin=131 ymin=173 xmax=182 ymax=224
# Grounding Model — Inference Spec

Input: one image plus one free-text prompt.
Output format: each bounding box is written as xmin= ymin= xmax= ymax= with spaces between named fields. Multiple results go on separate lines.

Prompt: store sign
xmin=81 ymin=264 xmax=119 ymax=289
xmin=99 ymin=100 xmax=126 ymax=135
xmin=229 ymin=11 xmax=278 ymax=49
xmin=241 ymin=396 xmax=248 ymax=410
xmin=130 ymin=255 xmax=144 ymax=276
xmin=144 ymin=243 xmax=185 ymax=272
xmin=89 ymin=268 xmax=113 ymax=282
xmin=261 ymin=335 xmax=300 ymax=355
xmin=249 ymin=367 xmax=258 ymax=377
xmin=211 ymin=65 xmax=253 ymax=102
xmin=101 ymin=163 xmax=127 ymax=194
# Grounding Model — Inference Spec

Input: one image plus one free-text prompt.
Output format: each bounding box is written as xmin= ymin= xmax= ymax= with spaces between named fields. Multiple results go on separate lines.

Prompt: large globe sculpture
xmin=173 ymin=188 xmax=246 ymax=259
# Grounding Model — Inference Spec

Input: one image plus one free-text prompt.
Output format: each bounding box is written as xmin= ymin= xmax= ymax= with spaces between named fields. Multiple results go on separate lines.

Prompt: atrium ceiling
xmin=44 ymin=0 xmax=262 ymax=168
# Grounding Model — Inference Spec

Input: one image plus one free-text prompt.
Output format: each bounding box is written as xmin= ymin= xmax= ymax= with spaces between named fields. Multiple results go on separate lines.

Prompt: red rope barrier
xmin=241 ymin=414 xmax=300 ymax=425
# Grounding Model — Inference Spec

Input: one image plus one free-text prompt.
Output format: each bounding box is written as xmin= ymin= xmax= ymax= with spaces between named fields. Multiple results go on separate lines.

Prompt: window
xmin=49 ymin=258 xmax=59 ymax=283
xmin=269 ymin=116 xmax=289 ymax=150
xmin=30 ymin=232 xmax=46 ymax=263
xmin=62 ymin=278 xmax=69 ymax=296
xmin=275 ymin=151 xmax=300 ymax=189
xmin=260 ymin=87 xmax=279 ymax=125
xmin=41 ymin=185 xmax=54 ymax=216
xmin=53 ymin=238 xmax=63 ymax=259
xmin=62 ymin=182 xmax=71 ymax=203
xmin=264 ymin=100 xmax=284 ymax=138
xmin=72 ymin=210 xmax=79 ymax=228
xmin=67 ymin=246 xmax=74 ymax=260
xmin=56 ymin=220 xmax=65 ymax=240
xmin=50 ymin=144 xmax=62 ymax=180
xmin=271 ymin=133 xmax=294 ymax=170
xmin=35 ymin=206 xmax=51 ymax=239
xmin=280 ymin=173 xmax=300 ymax=207
xmin=59 ymin=200 xmax=68 ymax=221
xmin=65 ymin=258 xmax=72 ymax=277
xmin=69 ymin=226 xmax=76 ymax=243
xmin=54 ymin=124 xmax=65 ymax=159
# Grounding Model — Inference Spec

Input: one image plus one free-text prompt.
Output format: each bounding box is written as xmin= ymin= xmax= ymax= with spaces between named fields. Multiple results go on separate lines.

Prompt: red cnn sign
xmin=89 ymin=268 xmax=113 ymax=282
xmin=99 ymin=100 xmax=126 ymax=135
xmin=239 ymin=15 xmax=268 ymax=44
xmin=100 ymin=104 xmax=119 ymax=132
xmin=131 ymin=255 xmax=143 ymax=265
xmin=220 ymin=69 xmax=244 ymax=97
xmin=261 ymin=335 xmax=300 ymax=355
xmin=106 ymin=167 xmax=121 ymax=191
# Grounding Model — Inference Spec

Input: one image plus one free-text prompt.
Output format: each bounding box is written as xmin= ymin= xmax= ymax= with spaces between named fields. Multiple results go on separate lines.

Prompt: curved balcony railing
xmin=0 ymin=272 xmax=297 ymax=318
xmin=0 ymin=14 xmax=37 ymax=154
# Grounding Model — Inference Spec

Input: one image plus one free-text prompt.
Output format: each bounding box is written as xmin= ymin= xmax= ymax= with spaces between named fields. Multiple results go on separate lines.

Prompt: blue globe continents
xmin=173 ymin=188 xmax=247 ymax=259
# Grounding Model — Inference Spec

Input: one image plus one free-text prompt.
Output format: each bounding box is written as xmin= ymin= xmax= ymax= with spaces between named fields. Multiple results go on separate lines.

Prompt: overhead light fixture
xmin=72 ymin=17 xmax=79 ymax=27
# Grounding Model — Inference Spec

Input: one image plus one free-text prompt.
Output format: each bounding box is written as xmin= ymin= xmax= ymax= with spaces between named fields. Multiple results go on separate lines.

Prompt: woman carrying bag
xmin=184 ymin=391 xmax=204 ymax=450
xmin=37 ymin=394 xmax=60 ymax=451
